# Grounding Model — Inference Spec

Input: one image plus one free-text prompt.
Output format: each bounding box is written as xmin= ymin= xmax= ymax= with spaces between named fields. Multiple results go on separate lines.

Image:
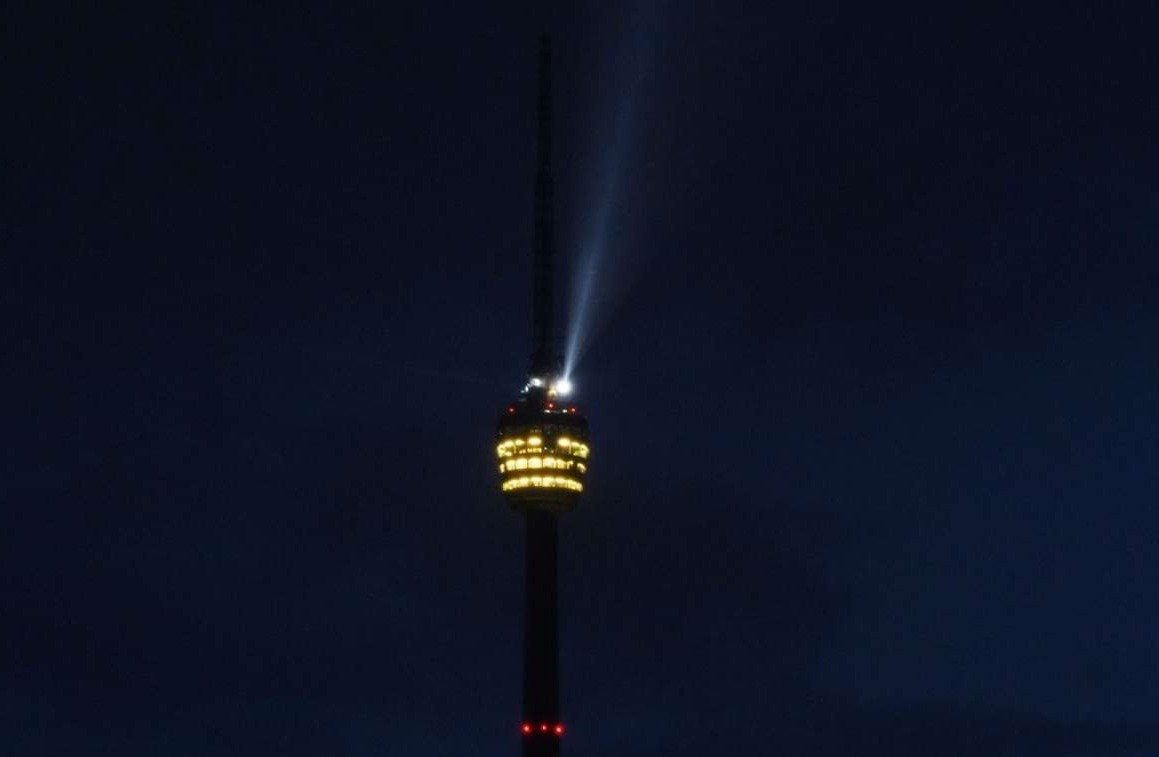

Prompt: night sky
xmin=6 ymin=3 xmax=1159 ymax=755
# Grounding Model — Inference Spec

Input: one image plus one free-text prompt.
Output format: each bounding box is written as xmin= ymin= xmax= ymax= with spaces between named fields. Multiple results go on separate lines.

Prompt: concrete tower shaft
xmin=523 ymin=510 xmax=560 ymax=757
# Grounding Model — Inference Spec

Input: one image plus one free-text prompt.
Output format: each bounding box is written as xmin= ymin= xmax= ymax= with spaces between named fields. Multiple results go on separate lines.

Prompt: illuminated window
xmin=558 ymin=437 xmax=571 ymax=448
xmin=528 ymin=436 xmax=542 ymax=446
xmin=577 ymin=463 xmax=586 ymax=473
xmin=528 ymin=457 xmax=541 ymax=469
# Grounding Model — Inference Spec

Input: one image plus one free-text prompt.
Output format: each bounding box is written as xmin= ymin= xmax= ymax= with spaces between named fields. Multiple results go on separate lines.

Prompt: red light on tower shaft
xmin=521 ymin=723 xmax=532 ymax=735
xmin=554 ymin=724 xmax=564 ymax=735
xmin=540 ymin=722 xmax=549 ymax=732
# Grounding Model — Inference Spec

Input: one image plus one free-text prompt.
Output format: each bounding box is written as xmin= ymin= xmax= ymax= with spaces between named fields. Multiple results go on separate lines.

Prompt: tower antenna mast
xmin=530 ymin=35 xmax=557 ymax=378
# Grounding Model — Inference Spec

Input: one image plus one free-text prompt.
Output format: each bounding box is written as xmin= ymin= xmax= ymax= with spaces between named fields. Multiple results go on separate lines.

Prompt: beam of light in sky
xmin=563 ymin=195 xmax=612 ymax=380
xmin=562 ymin=4 xmax=657 ymax=381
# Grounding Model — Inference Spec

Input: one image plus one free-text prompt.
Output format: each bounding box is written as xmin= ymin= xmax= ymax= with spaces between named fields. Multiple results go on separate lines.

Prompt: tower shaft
xmin=523 ymin=510 xmax=560 ymax=757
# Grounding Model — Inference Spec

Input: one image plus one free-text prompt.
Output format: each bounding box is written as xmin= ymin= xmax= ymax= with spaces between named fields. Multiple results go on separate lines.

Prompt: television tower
xmin=495 ymin=36 xmax=590 ymax=757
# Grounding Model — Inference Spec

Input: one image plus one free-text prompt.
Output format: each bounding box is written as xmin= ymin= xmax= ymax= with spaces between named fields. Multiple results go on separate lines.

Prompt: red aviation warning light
xmin=519 ymin=721 xmax=565 ymax=738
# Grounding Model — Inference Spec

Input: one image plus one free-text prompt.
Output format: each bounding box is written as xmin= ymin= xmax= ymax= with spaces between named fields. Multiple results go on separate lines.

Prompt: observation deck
xmin=496 ymin=383 xmax=590 ymax=513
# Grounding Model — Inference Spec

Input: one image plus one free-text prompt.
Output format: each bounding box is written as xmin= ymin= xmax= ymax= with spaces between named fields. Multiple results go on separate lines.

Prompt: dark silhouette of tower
xmin=495 ymin=36 xmax=590 ymax=757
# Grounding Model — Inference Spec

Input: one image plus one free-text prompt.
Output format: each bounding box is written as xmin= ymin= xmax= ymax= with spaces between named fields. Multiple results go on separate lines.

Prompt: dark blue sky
xmin=5 ymin=2 xmax=1158 ymax=755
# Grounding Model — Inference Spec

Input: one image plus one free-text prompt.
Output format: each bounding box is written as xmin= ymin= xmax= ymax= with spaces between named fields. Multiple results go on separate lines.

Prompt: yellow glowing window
xmin=528 ymin=457 xmax=542 ymax=469
xmin=528 ymin=436 xmax=542 ymax=446
xmin=577 ymin=463 xmax=586 ymax=473
xmin=558 ymin=437 xmax=571 ymax=448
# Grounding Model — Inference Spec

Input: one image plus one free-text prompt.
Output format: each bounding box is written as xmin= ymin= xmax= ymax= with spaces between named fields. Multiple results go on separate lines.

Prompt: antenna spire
xmin=529 ymin=35 xmax=556 ymax=377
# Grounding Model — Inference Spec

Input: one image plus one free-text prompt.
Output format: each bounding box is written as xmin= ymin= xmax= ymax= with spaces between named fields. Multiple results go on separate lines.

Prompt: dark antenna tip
xmin=535 ymin=36 xmax=552 ymax=184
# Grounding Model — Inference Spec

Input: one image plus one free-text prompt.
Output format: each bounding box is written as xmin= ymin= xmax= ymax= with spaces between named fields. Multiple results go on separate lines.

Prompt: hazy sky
xmin=5 ymin=2 xmax=1158 ymax=755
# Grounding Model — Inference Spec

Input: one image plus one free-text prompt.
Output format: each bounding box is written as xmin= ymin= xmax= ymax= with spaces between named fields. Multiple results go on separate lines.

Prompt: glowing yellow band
xmin=501 ymin=476 xmax=583 ymax=493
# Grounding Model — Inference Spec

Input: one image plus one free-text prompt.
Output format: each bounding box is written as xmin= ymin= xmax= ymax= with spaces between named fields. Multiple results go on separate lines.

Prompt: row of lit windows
xmin=556 ymin=437 xmax=589 ymax=458
xmin=502 ymin=476 xmax=583 ymax=492
xmin=496 ymin=437 xmax=589 ymax=459
xmin=497 ymin=437 xmax=541 ymax=457
xmin=499 ymin=446 xmax=544 ymax=457
xmin=500 ymin=457 xmax=576 ymax=473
